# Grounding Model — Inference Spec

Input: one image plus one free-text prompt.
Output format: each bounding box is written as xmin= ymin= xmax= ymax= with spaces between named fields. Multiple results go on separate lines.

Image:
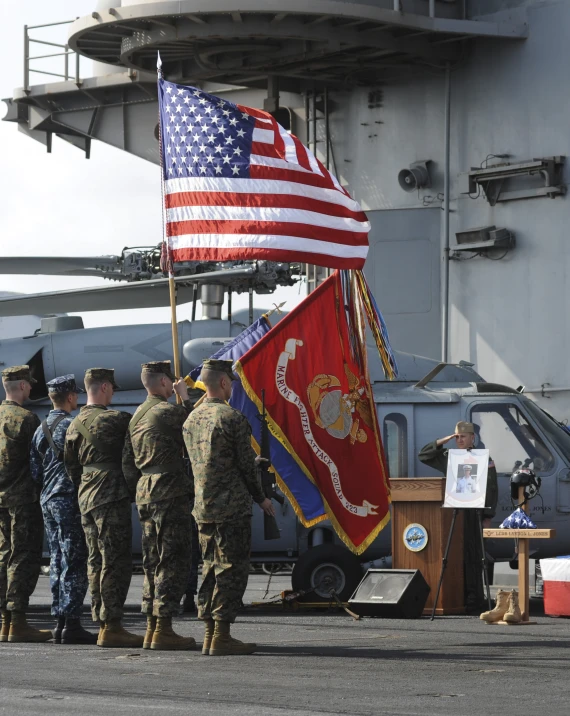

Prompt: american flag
xmin=158 ymin=78 xmax=370 ymax=269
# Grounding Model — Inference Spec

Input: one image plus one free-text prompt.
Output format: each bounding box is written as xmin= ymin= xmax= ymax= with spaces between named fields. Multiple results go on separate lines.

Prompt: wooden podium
xmin=391 ymin=478 xmax=465 ymax=615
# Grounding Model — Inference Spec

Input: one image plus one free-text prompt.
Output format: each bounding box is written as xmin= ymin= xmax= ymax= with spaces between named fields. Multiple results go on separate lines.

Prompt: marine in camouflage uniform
xmin=123 ymin=360 xmax=197 ymax=651
xmin=418 ymin=420 xmax=498 ymax=611
xmin=182 ymin=515 xmax=200 ymax=612
xmin=0 ymin=365 xmax=51 ymax=643
xmin=29 ymin=374 xmax=95 ymax=644
xmin=183 ymin=359 xmax=273 ymax=656
xmin=64 ymin=368 xmax=141 ymax=647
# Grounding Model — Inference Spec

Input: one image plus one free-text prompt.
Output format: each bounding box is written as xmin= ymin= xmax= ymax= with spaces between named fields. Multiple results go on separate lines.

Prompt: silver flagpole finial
xmin=157 ymin=51 xmax=162 ymax=76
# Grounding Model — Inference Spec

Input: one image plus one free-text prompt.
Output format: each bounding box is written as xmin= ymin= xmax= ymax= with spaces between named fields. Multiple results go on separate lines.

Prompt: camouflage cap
xmin=455 ymin=421 xmax=475 ymax=434
xmin=1 ymin=365 xmax=37 ymax=384
xmin=47 ymin=374 xmax=84 ymax=394
xmin=202 ymin=358 xmax=238 ymax=381
xmin=84 ymin=368 xmax=120 ymax=390
xmin=141 ymin=361 xmax=175 ymax=382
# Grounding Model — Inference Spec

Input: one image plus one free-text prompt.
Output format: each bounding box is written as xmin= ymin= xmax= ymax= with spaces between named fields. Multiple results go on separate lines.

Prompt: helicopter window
xmin=27 ymin=349 xmax=48 ymax=400
xmin=383 ymin=413 xmax=408 ymax=477
xmin=470 ymin=403 xmax=554 ymax=475
xmin=525 ymin=400 xmax=570 ymax=459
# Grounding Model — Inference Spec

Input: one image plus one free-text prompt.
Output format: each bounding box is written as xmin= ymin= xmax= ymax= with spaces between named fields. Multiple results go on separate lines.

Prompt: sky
xmin=0 ymin=1 xmax=303 ymax=331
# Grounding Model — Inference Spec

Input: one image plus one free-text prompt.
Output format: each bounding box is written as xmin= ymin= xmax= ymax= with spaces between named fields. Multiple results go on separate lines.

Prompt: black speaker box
xmin=348 ymin=569 xmax=430 ymax=618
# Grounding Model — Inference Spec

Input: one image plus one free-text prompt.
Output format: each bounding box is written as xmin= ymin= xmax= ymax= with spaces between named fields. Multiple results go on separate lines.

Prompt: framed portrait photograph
xmin=444 ymin=449 xmax=489 ymax=509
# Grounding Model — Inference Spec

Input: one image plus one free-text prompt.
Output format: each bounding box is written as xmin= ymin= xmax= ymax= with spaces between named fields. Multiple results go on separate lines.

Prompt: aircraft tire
xmin=291 ymin=544 xmax=363 ymax=602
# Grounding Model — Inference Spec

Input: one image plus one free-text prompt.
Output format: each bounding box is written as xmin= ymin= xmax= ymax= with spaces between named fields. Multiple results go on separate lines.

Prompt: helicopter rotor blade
xmin=0 ymin=268 xmax=255 ymax=317
xmin=0 ymin=256 xmax=123 ymax=278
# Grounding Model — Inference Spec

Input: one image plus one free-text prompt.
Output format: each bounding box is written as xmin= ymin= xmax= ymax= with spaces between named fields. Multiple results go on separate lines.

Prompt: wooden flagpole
xmin=169 ymin=275 xmax=181 ymax=384
xmin=158 ymin=52 xmax=182 ymax=403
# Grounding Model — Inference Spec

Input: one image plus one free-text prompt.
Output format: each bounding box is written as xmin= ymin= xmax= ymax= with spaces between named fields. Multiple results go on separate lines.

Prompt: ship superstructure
xmin=4 ymin=1 xmax=570 ymax=418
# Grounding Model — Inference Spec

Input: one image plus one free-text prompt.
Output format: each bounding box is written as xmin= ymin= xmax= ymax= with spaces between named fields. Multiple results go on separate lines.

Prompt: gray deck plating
xmin=1 ymin=573 xmax=565 ymax=716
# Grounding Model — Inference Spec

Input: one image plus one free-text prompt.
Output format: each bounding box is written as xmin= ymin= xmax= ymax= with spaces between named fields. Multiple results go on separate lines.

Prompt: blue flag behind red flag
xmin=186 ymin=316 xmax=326 ymax=526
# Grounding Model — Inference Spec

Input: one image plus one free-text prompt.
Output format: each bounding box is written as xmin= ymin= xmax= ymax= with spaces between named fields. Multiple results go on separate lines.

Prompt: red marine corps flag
xmin=235 ymin=271 xmax=394 ymax=554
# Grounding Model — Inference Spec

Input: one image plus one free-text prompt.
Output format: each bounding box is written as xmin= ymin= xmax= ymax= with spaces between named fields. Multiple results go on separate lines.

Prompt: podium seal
xmin=403 ymin=523 xmax=428 ymax=552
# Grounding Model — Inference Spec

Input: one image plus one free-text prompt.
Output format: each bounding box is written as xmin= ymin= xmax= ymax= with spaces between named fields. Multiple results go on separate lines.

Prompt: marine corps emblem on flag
xmin=236 ymin=271 xmax=393 ymax=554
xmin=275 ymin=337 xmax=380 ymax=519
xmin=307 ymin=365 xmax=372 ymax=445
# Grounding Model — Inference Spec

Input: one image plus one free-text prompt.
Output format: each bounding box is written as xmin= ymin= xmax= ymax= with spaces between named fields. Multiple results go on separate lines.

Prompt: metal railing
xmin=24 ymin=19 xmax=80 ymax=93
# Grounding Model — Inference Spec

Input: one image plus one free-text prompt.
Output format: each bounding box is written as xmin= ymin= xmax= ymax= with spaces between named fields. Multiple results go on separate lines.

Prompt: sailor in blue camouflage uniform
xmin=30 ymin=375 xmax=96 ymax=645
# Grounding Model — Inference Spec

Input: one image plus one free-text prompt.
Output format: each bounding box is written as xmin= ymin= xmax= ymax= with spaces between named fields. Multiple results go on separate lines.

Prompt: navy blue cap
xmin=47 ymin=374 xmax=84 ymax=394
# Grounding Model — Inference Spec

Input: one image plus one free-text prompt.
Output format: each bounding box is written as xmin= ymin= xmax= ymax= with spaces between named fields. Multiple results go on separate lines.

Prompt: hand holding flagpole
xmin=168 ymin=277 xmax=182 ymax=405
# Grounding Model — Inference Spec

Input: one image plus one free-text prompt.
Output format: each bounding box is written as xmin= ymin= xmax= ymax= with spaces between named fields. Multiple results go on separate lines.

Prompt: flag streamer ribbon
xmin=340 ymin=269 xmax=399 ymax=381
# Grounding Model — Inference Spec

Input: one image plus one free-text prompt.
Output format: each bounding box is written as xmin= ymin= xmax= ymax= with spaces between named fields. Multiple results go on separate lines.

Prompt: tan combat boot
xmin=479 ymin=590 xmax=510 ymax=623
xmin=98 ymin=619 xmax=144 ymax=648
xmin=7 ymin=612 xmax=52 ymax=643
xmin=150 ymin=616 xmax=196 ymax=651
xmin=202 ymin=618 xmax=215 ymax=656
xmin=96 ymin=621 xmax=105 ymax=646
xmin=504 ymin=590 xmax=523 ymax=624
xmin=209 ymin=621 xmax=256 ymax=656
xmin=0 ymin=610 xmax=11 ymax=642
xmin=143 ymin=615 xmax=156 ymax=649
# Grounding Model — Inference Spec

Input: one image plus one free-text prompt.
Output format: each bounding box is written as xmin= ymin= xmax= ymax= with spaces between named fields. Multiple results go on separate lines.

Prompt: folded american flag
xmin=158 ymin=78 xmax=370 ymax=269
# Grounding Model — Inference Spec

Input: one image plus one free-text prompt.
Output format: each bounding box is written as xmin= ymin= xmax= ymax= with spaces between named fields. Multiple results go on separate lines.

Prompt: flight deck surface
xmin=0 ymin=573 xmax=565 ymax=716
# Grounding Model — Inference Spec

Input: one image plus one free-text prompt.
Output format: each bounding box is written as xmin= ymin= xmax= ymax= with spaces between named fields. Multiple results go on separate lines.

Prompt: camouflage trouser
xmin=42 ymin=495 xmax=89 ymax=618
xmin=0 ymin=502 xmax=43 ymax=612
xmin=81 ymin=498 xmax=132 ymax=623
xmin=185 ymin=514 xmax=200 ymax=596
xmin=138 ymin=497 xmax=192 ymax=618
xmin=464 ymin=510 xmax=485 ymax=607
xmin=197 ymin=518 xmax=251 ymax=623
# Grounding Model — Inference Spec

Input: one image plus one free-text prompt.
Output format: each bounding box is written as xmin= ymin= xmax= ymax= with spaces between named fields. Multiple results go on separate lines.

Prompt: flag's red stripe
xmin=268 ymin=116 xmax=286 ymax=159
xmin=164 ymin=191 xmax=368 ymax=222
xmin=315 ymin=157 xmax=348 ymax=195
xmin=250 ymin=141 xmax=282 ymax=159
xmin=249 ymin=164 xmax=344 ymax=191
xmin=253 ymin=117 xmax=281 ymax=157
xmin=291 ymin=135 xmax=312 ymax=172
xmin=170 ymin=245 xmax=366 ymax=269
xmin=166 ymin=219 xmax=369 ymax=246
xmin=316 ymin=157 xmax=328 ymax=175
xmin=239 ymin=105 xmax=274 ymax=121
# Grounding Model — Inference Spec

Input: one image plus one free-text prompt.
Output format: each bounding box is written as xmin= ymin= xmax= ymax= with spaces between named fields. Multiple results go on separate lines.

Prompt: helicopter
xmin=1 ymin=251 xmax=570 ymax=603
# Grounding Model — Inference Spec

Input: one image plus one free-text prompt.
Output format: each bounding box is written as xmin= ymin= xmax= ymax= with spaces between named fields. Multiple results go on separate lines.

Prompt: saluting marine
xmin=64 ymin=368 xmax=142 ymax=648
xmin=183 ymin=359 xmax=275 ymax=656
xmin=418 ymin=421 xmax=498 ymax=612
xmin=123 ymin=360 xmax=196 ymax=651
xmin=0 ymin=366 xmax=51 ymax=644
xmin=29 ymin=374 xmax=95 ymax=645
